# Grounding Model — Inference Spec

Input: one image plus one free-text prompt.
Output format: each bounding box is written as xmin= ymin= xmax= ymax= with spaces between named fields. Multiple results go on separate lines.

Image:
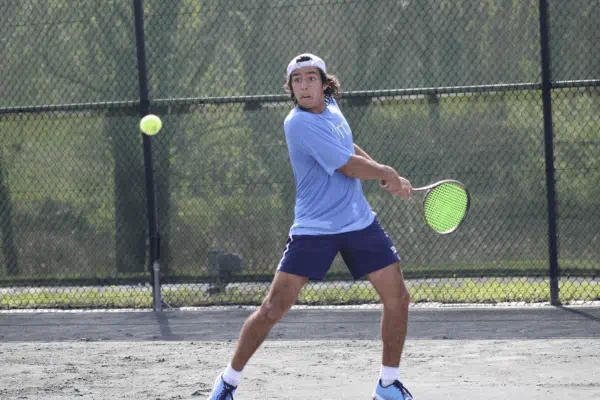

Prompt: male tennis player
xmin=207 ymin=53 xmax=413 ymax=400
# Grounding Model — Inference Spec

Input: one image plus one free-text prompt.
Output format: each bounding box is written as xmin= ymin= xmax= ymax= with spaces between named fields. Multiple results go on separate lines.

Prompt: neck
xmin=298 ymin=98 xmax=327 ymax=114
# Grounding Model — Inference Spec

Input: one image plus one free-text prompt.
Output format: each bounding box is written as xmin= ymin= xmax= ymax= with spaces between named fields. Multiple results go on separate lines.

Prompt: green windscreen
xmin=423 ymin=182 xmax=469 ymax=233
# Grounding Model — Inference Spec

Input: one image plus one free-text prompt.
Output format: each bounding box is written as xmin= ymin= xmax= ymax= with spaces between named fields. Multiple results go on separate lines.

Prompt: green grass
xmin=2 ymin=259 xmax=596 ymax=287
xmin=0 ymin=289 xmax=153 ymax=310
xmin=1 ymin=279 xmax=598 ymax=310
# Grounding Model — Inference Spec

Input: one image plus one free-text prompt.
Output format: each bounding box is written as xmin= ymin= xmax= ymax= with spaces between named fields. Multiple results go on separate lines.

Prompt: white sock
xmin=380 ymin=365 xmax=399 ymax=387
xmin=222 ymin=363 xmax=243 ymax=387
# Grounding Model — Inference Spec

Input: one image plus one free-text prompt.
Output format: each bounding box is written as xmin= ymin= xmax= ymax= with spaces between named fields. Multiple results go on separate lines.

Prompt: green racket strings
xmin=423 ymin=183 xmax=469 ymax=233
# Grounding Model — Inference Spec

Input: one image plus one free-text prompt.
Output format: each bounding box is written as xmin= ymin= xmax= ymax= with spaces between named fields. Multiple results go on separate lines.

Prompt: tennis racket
xmin=380 ymin=179 xmax=470 ymax=234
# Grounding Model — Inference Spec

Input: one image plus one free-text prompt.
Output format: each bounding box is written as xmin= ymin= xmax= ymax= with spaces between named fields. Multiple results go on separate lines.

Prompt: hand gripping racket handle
xmin=380 ymin=179 xmax=470 ymax=234
xmin=379 ymin=179 xmax=463 ymax=192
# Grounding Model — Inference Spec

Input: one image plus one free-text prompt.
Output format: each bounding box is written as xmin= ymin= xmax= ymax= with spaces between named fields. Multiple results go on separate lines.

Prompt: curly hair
xmin=284 ymin=59 xmax=341 ymax=105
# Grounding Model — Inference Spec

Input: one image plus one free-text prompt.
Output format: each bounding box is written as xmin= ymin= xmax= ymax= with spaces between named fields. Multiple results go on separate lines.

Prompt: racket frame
xmin=380 ymin=179 xmax=471 ymax=234
xmin=418 ymin=179 xmax=470 ymax=234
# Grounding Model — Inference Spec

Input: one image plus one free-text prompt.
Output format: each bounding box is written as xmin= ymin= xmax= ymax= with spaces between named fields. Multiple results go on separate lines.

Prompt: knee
xmin=398 ymin=286 xmax=411 ymax=304
xmin=384 ymin=286 xmax=411 ymax=308
xmin=257 ymin=298 xmax=289 ymax=325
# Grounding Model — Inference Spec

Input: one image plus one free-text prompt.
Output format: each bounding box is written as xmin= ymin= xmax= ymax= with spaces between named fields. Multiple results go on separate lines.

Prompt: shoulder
xmin=284 ymin=107 xmax=315 ymax=135
xmin=326 ymin=97 xmax=340 ymax=110
xmin=285 ymin=107 xmax=312 ymax=125
xmin=326 ymin=98 xmax=344 ymax=116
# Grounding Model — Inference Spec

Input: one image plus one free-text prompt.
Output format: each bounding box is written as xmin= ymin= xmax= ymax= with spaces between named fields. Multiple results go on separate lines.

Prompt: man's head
xmin=285 ymin=53 xmax=340 ymax=113
xmin=286 ymin=53 xmax=327 ymax=78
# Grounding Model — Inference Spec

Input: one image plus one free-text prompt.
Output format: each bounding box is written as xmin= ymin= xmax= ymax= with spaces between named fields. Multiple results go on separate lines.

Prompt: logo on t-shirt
xmin=331 ymin=121 xmax=351 ymax=142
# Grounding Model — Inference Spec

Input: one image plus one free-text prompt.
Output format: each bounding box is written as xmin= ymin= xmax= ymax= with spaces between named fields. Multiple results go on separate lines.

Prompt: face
xmin=290 ymin=66 xmax=328 ymax=113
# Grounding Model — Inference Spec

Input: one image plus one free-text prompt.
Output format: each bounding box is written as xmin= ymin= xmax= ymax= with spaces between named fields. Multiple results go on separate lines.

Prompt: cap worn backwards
xmin=286 ymin=53 xmax=327 ymax=78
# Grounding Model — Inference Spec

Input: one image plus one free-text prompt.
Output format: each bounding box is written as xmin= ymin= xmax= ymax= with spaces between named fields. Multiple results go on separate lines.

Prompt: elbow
xmin=337 ymin=165 xmax=349 ymax=177
xmin=342 ymin=170 xmax=359 ymax=179
xmin=337 ymin=159 xmax=357 ymax=178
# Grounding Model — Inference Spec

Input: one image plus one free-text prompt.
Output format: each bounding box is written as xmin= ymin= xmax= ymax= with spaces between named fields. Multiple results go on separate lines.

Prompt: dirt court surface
xmin=1 ymin=306 xmax=599 ymax=400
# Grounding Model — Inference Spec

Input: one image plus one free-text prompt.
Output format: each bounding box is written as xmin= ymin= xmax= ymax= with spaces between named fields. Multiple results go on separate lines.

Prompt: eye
xmin=293 ymin=77 xmax=301 ymax=84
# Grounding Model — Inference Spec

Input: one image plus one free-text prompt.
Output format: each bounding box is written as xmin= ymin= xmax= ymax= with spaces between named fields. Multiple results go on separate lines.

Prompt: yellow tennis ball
xmin=140 ymin=114 xmax=162 ymax=136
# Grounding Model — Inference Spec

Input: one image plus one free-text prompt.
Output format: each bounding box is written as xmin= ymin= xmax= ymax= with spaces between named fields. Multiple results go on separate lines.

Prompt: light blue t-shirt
xmin=284 ymin=98 xmax=376 ymax=235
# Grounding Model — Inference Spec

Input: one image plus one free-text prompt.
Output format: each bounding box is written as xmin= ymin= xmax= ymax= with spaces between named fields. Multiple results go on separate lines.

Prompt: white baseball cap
xmin=286 ymin=53 xmax=327 ymax=78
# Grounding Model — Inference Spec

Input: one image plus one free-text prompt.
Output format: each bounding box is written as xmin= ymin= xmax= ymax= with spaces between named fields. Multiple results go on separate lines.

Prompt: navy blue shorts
xmin=277 ymin=218 xmax=401 ymax=280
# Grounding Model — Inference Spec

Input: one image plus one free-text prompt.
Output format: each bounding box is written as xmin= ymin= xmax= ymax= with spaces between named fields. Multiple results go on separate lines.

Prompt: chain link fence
xmin=0 ymin=0 xmax=598 ymax=309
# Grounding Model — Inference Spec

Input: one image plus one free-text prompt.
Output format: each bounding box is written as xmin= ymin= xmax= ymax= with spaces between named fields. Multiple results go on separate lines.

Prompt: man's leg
xmin=368 ymin=262 xmax=410 ymax=369
xmin=207 ymin=271 xmax=308 ymax=399
xmin=208 ymin=231 xmax=337 ymax=399
xmin=230 ymin=271 xmax=308 ymax=370
xmin=368 ymin=262 xmax=413 ymax=399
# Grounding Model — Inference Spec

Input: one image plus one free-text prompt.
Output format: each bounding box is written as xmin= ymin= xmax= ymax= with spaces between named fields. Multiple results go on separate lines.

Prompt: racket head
xmin=420 ymin=180 xmax=470 ymax=234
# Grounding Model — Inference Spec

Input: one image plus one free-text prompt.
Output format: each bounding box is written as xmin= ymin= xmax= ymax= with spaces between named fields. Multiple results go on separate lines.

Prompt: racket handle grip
xmin=379 ymin=179 xmax=388 ymax=188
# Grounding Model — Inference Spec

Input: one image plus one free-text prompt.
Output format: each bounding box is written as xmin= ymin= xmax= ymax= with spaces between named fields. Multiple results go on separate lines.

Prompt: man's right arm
xmin=338 ymin=155 xmax=412 ymax=198
xmin=337 ymin=155 xmax=395 ymax=181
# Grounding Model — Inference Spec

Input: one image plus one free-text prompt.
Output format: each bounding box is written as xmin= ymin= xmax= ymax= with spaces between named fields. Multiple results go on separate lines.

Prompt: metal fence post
xmin=538 ymin=0 xmax=560 ymax=305
xmin=133 ymin=0 xmax=162 ymax=311
xmin=0 ymin=153 xmax=17 ymax=276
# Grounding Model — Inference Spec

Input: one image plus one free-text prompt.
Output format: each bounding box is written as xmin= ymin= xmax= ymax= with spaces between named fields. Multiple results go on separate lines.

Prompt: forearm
xmin=338 ymin=155 xmax=394 ymax=181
